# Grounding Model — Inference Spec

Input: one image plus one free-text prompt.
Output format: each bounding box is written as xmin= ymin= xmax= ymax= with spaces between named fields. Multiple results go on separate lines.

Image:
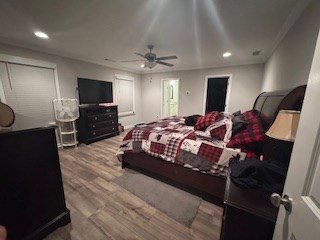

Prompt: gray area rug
xmin=114 ymin=169 xmax=201 ymax=227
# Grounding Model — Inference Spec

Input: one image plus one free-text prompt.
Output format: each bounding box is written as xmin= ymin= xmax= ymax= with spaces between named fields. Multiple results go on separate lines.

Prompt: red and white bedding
xmin=118 ymin=114 xmax=248 ymax=177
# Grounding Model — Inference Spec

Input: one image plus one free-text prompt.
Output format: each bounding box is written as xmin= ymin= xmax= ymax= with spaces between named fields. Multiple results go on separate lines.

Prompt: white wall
xmin=0 ymin=43 xmax=142 ymax=127
xmin=141 ymin=64 xmax=264 ymax=122
xmin=262 ymin=0 xmax=320 ymax=92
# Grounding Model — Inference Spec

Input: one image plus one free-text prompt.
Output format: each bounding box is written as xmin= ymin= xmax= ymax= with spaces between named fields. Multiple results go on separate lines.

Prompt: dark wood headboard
xmin=252 ymin=85 xmax=306 ymax=161
xmin=253 ymin=85 xmax=306 ymax=131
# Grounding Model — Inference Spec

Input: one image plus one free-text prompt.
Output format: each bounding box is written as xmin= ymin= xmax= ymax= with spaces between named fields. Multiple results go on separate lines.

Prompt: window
xmin=115 ymin=74 xmax=135 ymax=116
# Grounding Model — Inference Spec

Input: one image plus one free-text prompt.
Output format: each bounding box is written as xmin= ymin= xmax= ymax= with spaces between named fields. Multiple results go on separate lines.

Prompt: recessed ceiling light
xmin=223 ymin=52 xmax=232 ymax=58
xmin=34 ymin=31 xmax=49 ymax=39
xmin=140 ymin=64 xmax=145 ymax=68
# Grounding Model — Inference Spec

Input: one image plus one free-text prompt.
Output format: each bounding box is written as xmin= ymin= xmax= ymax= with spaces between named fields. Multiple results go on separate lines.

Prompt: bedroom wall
xmin=141 ymin=64 xmax=264 ymax=122
xmin=0 ymin=43 xmax=142 ymax=127
xmin=262 ymin=0 xmax=320 ymax=92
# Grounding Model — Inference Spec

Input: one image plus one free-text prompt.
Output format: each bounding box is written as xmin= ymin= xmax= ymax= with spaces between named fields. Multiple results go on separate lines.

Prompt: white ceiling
xmin=0 ymin=0 xmax=310 ymax=74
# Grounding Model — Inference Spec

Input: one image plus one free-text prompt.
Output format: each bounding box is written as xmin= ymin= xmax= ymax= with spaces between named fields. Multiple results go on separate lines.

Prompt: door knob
xmin=270 ymin=193 xmax=292 ymax=213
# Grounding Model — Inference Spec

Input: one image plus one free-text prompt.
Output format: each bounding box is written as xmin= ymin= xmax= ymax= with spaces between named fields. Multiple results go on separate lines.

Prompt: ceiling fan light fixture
xmin=144 ymin=61 xmax=157 ymax=69
xmin=125 ymin=45 xmax=177 ymax=69
xmin=223 ymin=52 xmax=232 ymax=58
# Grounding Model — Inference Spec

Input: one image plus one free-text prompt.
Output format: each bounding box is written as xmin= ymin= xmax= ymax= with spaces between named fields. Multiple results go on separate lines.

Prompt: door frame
xmin=0 ymin=74 xmax=6 ymax=103
xmin=203 ymin=74 xmax=232 ymax=114
xmin=161 ymin=78 xmax=180 ymax=118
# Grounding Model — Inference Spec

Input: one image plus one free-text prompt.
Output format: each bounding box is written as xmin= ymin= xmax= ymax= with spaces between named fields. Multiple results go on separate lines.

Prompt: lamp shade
xmin=266 ymin=110 xmax=300 ymax=142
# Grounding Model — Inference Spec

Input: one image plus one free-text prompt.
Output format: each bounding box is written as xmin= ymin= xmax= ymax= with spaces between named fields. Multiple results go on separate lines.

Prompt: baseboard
xmin=124 ymin=123 xmax=140 ymax=130
xmin=25 ymin=210 xmax=71 ymax=240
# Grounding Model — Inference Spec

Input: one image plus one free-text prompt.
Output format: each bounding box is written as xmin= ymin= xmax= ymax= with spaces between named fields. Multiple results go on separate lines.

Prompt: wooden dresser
xmin=77 ymin=105 xmax=119 ymax=144
xmin=220 ymin=174 xmax=279 ymax=240
xmin=0 ymin=126 xmax=70 ymax=240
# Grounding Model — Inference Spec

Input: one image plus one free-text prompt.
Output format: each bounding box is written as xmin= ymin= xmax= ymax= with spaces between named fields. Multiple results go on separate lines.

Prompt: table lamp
xmin=266 ymin=110 xmax=301 ymax=167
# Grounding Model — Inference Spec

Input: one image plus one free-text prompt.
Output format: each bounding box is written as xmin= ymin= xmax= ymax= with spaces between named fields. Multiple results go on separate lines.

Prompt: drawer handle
xmin=112 ymin=121 xmax=114 ymax=124
xmin=112 ymin=128 xmax=115 ymax=130
xmin=109 ymin=114 xmax=112 ymax=117
xmin=92 ymin=125 xmax=95 ymax=128
xmin=93 ymin=132 xmax=96 ymax=135
xmin=94 ymin=117 xmax=97 ymax=120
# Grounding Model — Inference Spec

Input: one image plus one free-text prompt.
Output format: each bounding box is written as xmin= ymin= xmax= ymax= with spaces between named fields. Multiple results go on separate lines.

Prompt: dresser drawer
xmin=85 ymin=106 xmax=117 ymax=115
xmin=100 ymin=107 xmax=117 ymax=114
xmin=88 ymin=120 xmax=117 ymax=130
xmin=87 ymin=112 xmax=117 ymax=123
xmin=104 ymin=112 xmax=117 ymax=120
xmin=89 ymin=126 xmax=118 ymax=138
xmin=87 ymin=115 xmax=103 ymax=123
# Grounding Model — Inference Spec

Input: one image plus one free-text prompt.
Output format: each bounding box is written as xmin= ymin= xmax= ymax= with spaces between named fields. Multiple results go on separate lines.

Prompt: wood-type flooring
xmin=46 ymin=132 xmax=223 ymax=240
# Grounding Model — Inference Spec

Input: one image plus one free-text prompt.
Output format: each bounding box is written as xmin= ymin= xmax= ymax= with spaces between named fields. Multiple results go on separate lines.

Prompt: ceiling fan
xmin=121 ymin=45 xmax=178 ymax=69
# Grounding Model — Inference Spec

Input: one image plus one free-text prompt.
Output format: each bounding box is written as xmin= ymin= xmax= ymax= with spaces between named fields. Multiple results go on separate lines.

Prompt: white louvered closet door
xmin=0 ymin=62 xmax=57 ymax=129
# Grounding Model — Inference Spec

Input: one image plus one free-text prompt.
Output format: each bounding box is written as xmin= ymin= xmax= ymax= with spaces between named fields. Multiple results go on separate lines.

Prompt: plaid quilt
xmin=118 ymin=117 xmax=246 ymax=177
xmin=226 ymin=110 xmax=265 ymax=158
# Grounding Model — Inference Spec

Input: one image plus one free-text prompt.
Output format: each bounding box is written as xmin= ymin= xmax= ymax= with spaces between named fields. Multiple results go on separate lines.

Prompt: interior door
xmin=204 ymin=76 xmax=229 ymax=114
xmin=273 ymin=29 xmax=320 ymax=240
xmin=162 ymin=79 xmax=179 ymax=118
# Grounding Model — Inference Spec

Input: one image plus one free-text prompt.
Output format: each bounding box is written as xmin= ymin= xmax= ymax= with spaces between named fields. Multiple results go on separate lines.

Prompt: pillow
xmin=194 ymin=111 xmax=219 ymax=130
xmin=232 ymin=110 xmax=242 ymax=117
xmin=185 ymin=115 xmax=202 ymax=126
xmin=232 ymin=114 xmax=247 ymax=136
xmin=227 ymin=110 xmax=265 ymax=153
xmin=205 ymin=112 xmax=232 ymax=142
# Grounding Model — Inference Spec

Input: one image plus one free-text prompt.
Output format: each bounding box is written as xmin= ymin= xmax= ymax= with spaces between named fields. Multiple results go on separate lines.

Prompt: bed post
xmin=122 ymin=159 xmax=129 ymax=169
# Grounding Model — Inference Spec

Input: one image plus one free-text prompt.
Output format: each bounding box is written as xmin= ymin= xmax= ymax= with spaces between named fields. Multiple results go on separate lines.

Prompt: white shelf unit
xmin=53 ymin=98 xmax=79 ymax=148
xmin=57 ymin=121 xmax=78 ymax=148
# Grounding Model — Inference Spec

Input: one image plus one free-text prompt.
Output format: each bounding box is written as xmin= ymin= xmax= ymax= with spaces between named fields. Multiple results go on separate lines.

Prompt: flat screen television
xmin=77 ymin=78 xmax=113 ymax=105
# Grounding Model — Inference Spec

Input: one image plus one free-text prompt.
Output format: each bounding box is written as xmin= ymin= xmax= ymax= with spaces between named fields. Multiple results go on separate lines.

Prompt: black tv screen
xmin=77 ymin=78 xmax=113 ymax=104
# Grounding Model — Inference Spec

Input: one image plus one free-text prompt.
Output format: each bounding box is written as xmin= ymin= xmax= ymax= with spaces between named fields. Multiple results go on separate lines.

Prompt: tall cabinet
xmin=77 ymin=105 xmax=119 ymax=144
xmin=0 ymin=126 xmax=71 ymax=240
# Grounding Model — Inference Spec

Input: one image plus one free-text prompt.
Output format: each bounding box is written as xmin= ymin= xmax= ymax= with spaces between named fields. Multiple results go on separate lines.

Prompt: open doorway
xmin=162 ymin=79 xmax=179 ymax=118
xmin=203 ymin=75 xmax=231 ymax=114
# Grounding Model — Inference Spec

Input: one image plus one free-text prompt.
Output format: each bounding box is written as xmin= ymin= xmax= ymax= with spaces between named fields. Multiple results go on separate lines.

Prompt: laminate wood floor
xmin=46 ymin=132 xmax=223 ymax=240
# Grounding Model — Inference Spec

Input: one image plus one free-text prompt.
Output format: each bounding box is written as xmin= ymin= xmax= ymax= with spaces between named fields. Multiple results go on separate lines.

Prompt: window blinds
xmin=0 ymin=62 xmax=57 ymax=129
xmin=115 ymin=75 xmax=135 ymax=116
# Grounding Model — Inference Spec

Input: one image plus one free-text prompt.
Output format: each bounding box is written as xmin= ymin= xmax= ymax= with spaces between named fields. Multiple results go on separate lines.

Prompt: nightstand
xmin=220 ymin=174 xmax=279 ymax=240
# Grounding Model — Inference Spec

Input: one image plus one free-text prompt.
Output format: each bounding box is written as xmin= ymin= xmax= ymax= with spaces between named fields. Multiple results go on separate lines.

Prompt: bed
xmin=118 ymin=85 xmax=306 ymax=203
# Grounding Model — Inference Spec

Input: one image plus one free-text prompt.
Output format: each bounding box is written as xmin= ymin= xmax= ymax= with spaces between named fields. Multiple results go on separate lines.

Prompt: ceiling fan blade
xmin=156 ymin=61 xmax=174 ymax=67
xmin=120 ymin=60 xmax=144 ymax=62
xmin=134 ymin=52 xmax=147 ymax=59
xmin=156 ymin=56 xmax=178 ymax=61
